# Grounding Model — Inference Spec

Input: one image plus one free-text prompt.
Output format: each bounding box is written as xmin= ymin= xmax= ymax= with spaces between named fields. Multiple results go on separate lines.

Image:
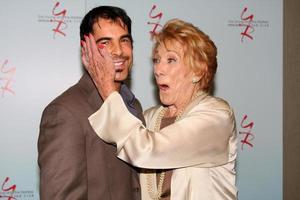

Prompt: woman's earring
xmin=192 ymin=77 xmax=200 ymax=84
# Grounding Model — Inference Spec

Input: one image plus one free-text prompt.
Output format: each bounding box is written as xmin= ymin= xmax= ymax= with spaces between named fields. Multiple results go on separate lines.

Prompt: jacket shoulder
xmin=190 ymin=95 xmax=235 ymax=121
xmin=42 ymin=80 xmax=95 ymax=121
xmin=199 ymin=95 xmax=232 ymax=110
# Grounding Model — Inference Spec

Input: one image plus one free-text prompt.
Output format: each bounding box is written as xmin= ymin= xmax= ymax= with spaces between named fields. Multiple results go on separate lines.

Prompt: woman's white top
xmin=89 ymin=91 xmax=238 ymax=200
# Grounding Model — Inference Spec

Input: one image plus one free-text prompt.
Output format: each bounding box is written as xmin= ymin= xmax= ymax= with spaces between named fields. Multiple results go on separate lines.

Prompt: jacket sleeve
xmin=89 ymin=92 xmax=236 ymax=169
xmin=38 ymin=103 xmax=87 ymax=200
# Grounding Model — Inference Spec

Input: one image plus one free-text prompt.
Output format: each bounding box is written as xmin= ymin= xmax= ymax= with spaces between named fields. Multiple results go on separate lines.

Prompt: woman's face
xmin=153 ymin=41 xmax=197 ymax=109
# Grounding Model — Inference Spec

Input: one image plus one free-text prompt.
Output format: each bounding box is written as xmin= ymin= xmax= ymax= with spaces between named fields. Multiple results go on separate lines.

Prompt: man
xmin=38 ymin=6 xmax=144 ymax=200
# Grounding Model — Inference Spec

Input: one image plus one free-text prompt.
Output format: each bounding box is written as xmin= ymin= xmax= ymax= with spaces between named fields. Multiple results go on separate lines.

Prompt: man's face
xmin=92 ymin=18 xmax=133 ymax=82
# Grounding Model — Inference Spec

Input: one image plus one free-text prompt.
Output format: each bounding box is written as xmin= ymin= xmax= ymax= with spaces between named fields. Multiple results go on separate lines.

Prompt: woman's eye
xmin=152 ymin=58 xmax=160 ymax=64
xmin=167 ymin=58 xmax=177 ymax=63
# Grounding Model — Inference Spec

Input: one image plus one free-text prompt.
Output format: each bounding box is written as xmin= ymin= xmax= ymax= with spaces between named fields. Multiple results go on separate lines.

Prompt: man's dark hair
xmin=80 ymin=6 xmax=132 ymax=41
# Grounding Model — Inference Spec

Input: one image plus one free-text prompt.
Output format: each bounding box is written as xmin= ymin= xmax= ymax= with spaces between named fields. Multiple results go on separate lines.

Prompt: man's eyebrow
xmin=121 ymin=34 xmax=132 ymax=39
xmin=95 ymin=37 xmax=111 ymax=43
xmin=95 ymin=34 xmax=132 ymax=44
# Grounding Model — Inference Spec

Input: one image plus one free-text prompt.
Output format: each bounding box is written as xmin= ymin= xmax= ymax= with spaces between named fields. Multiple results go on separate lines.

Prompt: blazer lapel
xmin=78 ymin=73 xmax=103 ymax=111
xmin=79 ymin=73 xmax=142 ymax=122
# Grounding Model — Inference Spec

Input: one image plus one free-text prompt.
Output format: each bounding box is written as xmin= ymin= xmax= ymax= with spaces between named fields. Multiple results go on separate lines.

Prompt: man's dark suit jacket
xmin=38 ymin=73 xmax=145 ymax=200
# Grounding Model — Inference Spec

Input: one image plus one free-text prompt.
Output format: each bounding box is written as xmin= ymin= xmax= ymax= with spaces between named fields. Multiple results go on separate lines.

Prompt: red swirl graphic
xmin=147 ymin=5 xmax=163 ymax=36
xmin=50 ymin=2 xmax=67 ymax=38
xmin=239 ymin=114 xmax=255 ymax=150
xmin=0 ymin=59 xmax=16 ymax=98
xmin=0 ymin=177 xmax=17 ymax=200
xmin=240 ymin=7 xmax=254 ymax=42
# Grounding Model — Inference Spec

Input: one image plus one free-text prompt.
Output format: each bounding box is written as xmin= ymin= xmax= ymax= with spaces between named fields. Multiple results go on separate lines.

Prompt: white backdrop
xmin=0 ymin=0 xmax=282 ymax=199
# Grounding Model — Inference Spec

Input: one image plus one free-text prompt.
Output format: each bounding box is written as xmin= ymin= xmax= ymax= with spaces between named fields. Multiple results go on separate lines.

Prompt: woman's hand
xmin=81 ymin=33 xmax=118 ymax=100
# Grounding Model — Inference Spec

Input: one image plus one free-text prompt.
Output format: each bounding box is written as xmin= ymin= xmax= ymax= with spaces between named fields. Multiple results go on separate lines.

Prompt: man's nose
xmin=110 ymin=41 xmax=122 ymax=56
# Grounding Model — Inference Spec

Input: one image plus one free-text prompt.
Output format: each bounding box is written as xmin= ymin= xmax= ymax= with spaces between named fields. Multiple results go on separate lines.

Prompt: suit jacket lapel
xmin=79 ymin=73 xmax=143 ymax=123
xmin=78 ymin=73 xmax=103 ymax=111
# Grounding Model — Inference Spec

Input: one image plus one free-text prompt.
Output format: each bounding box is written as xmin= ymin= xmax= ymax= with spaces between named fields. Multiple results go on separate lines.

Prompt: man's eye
xmin=121 ymin=38 xmax=131 ymax=43
xmin=99 ymin=41 xmax=109 ymax=46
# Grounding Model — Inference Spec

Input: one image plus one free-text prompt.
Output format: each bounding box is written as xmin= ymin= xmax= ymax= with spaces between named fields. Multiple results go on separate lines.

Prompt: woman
xmin=82 ymin=19 xmax=237 ymax=200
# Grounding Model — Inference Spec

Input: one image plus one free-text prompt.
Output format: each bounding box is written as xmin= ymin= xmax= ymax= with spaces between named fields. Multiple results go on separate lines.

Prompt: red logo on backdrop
xmin=147 ymin=5 xmax=163 ymax=37
xmin=239 ymin=114 xmax=255 ymax=150
xmin=0 ymin=177 xmax=17 ymax=200
xmin=240 ymin=7 xmax=254 ymax=42
xmin=227 ymin=6 xmax=269 ymax=41
xmin=0 ymin=59 xmax=16 ymax=98
xmin=50 ymin=2 xmax=67 ymax=38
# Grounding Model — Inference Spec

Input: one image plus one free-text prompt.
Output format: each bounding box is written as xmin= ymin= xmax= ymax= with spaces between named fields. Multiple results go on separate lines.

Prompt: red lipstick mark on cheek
xmin=98 ymin=44 xmax=104 ymax=49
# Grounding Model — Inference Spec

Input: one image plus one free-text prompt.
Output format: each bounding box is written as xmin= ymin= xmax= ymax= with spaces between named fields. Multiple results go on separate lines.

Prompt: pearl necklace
xmin=147 ymin=108 xmax=181 ymax=200
xmin=146 ymin=91 xmax=202 ymax=199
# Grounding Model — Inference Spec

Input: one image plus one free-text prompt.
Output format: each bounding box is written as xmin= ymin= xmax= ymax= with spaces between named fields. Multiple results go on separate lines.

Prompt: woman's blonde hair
xmin=152 ymin=18 xmax=217 ymax=92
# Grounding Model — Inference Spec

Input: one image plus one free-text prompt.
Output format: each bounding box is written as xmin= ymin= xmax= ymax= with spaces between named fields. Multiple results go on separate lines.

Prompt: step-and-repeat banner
xmin=0 ymin=0 xmax=282 ymax=199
